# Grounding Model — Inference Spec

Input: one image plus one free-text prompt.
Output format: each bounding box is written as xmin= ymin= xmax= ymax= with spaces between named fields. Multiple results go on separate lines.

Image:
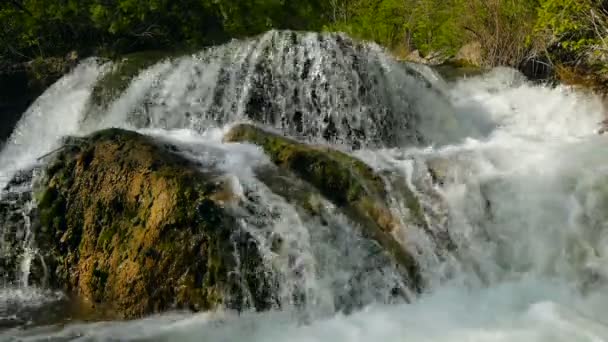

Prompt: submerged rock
xmin=34 ymin=128 xmax=274 ymax=318
xmin=224 ymin=124 xmax=422 ymax=289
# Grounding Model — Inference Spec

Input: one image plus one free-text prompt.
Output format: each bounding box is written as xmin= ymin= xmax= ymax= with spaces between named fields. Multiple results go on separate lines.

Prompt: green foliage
xmin=325 ymin=0 xmax=539 ymax=64
xmin=0 ymin=0 xmax=329 ymax=65
xmin=532 ymin=0 xmax=608 ymax=75
xmin=535 ymin=0 xmax=602 ymax=59
xmin=460 ymin=0 xmax=540 ymax=66
xmin=326 ymin=0 xmax=465 ymax=56
xmin=2 ymin=0 xmax=607 ymax=71
xmin=328 ymin=0 xmax=409 ymax=50
xmin=536 ymin=0 xmax=594 ymax=46
xmin=409 ymin=0 xmax=465 ymax=55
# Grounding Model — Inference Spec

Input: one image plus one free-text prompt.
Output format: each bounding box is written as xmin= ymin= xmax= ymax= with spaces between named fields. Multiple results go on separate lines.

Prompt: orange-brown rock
xmin=36 ymin=128 xmax=274 ymax=318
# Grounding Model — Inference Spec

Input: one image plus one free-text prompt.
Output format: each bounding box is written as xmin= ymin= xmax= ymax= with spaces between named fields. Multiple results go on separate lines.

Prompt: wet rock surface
xmin=32 ymin=128 xmax=274 ymax=318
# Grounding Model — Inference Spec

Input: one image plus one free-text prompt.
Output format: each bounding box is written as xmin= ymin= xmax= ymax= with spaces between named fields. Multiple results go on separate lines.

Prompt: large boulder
xmin=224 ymin=124 xmax=422 ymax=288
xmin=34 ymin=128 xmax=274 ymax=318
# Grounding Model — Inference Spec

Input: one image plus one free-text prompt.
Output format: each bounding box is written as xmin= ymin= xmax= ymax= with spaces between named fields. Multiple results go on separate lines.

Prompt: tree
xmin=460 ymin=0 xmax=540 ymax=67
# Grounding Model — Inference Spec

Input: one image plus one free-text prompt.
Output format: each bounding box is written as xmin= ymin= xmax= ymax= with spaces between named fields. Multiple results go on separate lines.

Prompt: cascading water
xmin=89 ymin=31 xmax=481 ymax=148
xmin=1 ymin=30 xmax=608 ymax=340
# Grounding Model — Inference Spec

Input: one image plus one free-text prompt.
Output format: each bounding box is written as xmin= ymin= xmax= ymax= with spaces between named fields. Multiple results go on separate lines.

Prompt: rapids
xmin=1 ymin=31 xmax=608 ymax=341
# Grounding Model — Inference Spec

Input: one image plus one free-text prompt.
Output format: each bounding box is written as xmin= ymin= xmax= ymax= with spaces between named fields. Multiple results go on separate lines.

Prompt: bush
xmin=3 ymin=0 xmax=608 ymax=76
xmin=326 ymin=0 xmax=464 ymax=57
xmin=325 ymin=0 xmax=539 ymax=66
xmin=535 ymin=0 xmax=608 ymax=66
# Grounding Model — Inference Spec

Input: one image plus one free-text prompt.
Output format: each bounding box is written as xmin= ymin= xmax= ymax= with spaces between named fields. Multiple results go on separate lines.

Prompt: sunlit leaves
xmin=535 ymin=0 xmax=597 ymax=52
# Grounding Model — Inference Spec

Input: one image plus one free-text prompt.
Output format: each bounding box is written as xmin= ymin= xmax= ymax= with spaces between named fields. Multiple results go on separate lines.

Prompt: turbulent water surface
xmin=1 ymin=31 xmax=608 ymax=341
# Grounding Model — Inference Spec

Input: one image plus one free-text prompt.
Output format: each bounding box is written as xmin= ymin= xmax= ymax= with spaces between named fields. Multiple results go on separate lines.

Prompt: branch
xmin=130 ymin=24 xmax=161 ymax=39
xmin=590 ymin=9 xmax=608 ymax=51
xmin=5 ymin=43 xmax=32 ymax=60
xmin=463 ymin=26 xmax=481 ymax=40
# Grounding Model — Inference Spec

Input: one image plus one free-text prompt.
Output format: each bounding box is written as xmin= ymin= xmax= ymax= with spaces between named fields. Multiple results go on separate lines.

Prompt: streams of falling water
xmin=91 ymin=30 xmax=477 ymax=149
xmin=18 ymin=199 xmax=35 ymax=288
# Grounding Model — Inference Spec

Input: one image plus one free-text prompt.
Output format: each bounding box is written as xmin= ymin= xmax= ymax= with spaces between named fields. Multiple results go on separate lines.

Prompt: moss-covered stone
xmin=35 ymin=128 xmax=274 ymax=318
xmin=224 ymin=124 xmax=422 ymax=289
xmin=225 ymin=124 xmax=388 ymax=220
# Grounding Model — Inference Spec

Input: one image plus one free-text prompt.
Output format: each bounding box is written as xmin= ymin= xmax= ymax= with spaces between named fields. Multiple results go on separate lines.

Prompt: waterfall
xmin=1 ymin=30 xmax=608 ymax=340
xmin=89 ymin=30 xmax=479 ymax=148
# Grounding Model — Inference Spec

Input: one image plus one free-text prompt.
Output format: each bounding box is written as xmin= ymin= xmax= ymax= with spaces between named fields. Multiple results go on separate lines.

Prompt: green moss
xmin=38 ymin=187 xmax=58 ymax=210
xmin=225 ymin=124 xmax=386 ymax=207
xmin=38 ymin=187 xmax=68 ymax=235
xmin=88 ymin=127 xmax=141 ymax=142
xmin=225 ymin=124 xmax=392 ymax=219
xmin=97 ymin=224 xmax=118 ymax=251
xmin=225 ymin=124 xmax=423 ymax=288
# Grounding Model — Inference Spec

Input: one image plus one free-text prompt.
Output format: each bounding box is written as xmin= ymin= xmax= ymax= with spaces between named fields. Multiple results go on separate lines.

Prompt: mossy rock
xmin=35 ymin=128 xmax=274 ymax=318
xmin=224 ymin=124 xmax=422 ymax=289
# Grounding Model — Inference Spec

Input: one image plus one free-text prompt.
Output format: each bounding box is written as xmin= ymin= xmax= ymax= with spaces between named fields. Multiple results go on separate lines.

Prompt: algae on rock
xmin=224 ymin=123 xmax=423 ymax=289
xmin=35 ymin=128 xmax=274 ymax=318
